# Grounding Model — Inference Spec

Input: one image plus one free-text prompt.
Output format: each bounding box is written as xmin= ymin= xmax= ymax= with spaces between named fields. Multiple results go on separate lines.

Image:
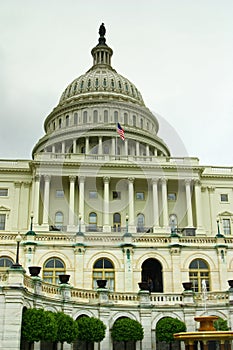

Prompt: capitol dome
xmin=32 ymin=24 xmax=170 ymax=158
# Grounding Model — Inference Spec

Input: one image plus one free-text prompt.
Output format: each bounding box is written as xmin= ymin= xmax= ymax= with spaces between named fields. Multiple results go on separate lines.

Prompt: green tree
xmin=76 ymin=316 xmax=106 ymax=349
xmin=214 ymin=317 xmax=229 ymax=331
xmin=111 ymin=317 xmax=144 ymax=350
xmin=54 ymin=312 xmax=79 ymax=350
xmin=156 ymin=317 xmax=186 ymax=350
xmin=21 ymin=308 xmax=57 ymax=350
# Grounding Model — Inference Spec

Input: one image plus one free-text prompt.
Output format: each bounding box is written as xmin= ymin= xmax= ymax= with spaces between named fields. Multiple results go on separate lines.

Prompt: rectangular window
xmin=112 ymin=191 xmax=121 ymax=200
xmin=0 ymin=214 xmax=6 ymax=230
xmin=221 ymin=194 xmax=228 ymax=202
xmin=89 ymin=191 xmax=98 ymax=199
xmin=223 ymin=219 xmax=231 ymax=235
xmin=168 ymin=193 xmax=176 ymax=201
xmin=56 ymin=190 xmax=64 ymax=198
xmin=136 ymin=192 xmax=144 ymax=200
xmin=0 ymin=189 xmax=8 ymax=197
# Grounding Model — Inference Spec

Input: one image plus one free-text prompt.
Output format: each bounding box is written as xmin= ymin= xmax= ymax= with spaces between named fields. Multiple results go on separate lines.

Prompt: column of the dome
xmin=152 ymin=178 xmax=160 ymax=233
xmin=128 ymin=177 xmax=136 ymax=233
xmin=68 ymin=176 xmax=76 ymax=232
xmin=79 ymin=177 xmax=85 ymax=232
xmin=124 ymin=139 xmax=128 ymax=156
xmin=85 ymin=137 xmax=89 ymax=154
xmin=41 ymin=175 xmax=51 ymax=230
xmin=98 ymin=137 xmax=103 ymax=155
xmin=194 ymin=179 xmax=205 ymax=235
xmin=136 ymin=141 xmax=140 ymax=157
xmin=154 ymin=148 xmax=158 ymax=156
xmin=103 ymin=177 xmax=111 ymax=232
xmin=185 ymin=179 xmax=193 ymax=228
xmin=161 ymin=178 xmax=169 ymax=230
xmin=73 ymin=139 xmax=77 ymax=154
xmin=52 ymin=145 xmax=55 ymax=153
xmin=61 ymin=141 xmax=65 ymax=153
xmin=33 ymin=175 xmax=40 ymax=227
xmin=111 ymin=138 xmax=115 ymax=157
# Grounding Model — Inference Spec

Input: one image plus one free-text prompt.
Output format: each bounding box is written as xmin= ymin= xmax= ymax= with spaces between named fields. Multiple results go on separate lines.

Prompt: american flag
xmin=117 ymin=123 xmax=125 ymax=141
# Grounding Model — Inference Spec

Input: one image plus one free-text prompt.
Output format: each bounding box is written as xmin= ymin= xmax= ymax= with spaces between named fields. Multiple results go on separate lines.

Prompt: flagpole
xmin=115 ymin=125 xmax=117 ymax=159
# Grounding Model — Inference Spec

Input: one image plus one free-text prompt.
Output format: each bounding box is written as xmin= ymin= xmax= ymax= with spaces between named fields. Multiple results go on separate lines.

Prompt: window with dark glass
xmin=43 ymin=258 xmax=65 ymax=284
xmin=66 ymin=115 xmax=69 ymax=127
xmin=93 ymin=258 xmax=115 ymax=290
xmin=112 ymin=191 xmax=121 ymax=199
xmin=221 ymin=194 xmax=228 ymax=202
xmin=223 ymin=219 xmax=231 ymax=235
xmin=0 ymin=189 xmax=8 ymax=196
xmin=168 ymin=193 xmax=176 ymax=201
xmin=136 ymin=192 xmax=144 ymax=200
xmin=189 ymin=259 xmax=210 ymax=292
xmin=0 ymin=214 xmax=6 ymax=230
xmin=0 ymin=256 xmax=13 ymax=269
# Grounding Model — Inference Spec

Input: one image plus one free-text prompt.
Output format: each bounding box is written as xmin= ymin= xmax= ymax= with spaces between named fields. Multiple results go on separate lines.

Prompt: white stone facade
xmin=0 ymin=25 xmax=233 ymax=350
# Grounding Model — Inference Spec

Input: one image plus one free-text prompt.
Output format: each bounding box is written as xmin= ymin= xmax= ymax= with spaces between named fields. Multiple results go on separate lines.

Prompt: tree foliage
xmin=21 ymin=308 xmax=57 ymax=343
xmin=54 ymin=311 xmax=79 ymax=344
xmin=111 ymin=318 xmax=144 ymax=342
xmin=214 ymin=317 xmax=229 ymax=331
xmin=76 ymin=316 xmax=106 ymax=343
xmin=156 ymin=317 xmax=186 ymax=343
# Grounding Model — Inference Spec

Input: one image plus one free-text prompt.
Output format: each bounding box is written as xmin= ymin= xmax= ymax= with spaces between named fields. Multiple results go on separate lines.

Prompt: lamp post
xmin=77 ymin=214 xmax=83 ymax=236
xmin=126 ymin=214 xmax=129 ymax=233
xmin=12 ymin=233 xmax=22 ymax=268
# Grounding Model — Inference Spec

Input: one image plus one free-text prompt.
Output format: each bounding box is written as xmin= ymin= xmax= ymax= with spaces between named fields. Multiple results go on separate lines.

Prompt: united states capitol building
xmin=0 ymin=24 xmax=233 ymax=350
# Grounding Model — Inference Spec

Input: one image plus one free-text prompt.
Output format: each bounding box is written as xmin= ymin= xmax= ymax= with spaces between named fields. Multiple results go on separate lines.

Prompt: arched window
xmin=133 ymin=115 xmax=136 ymax=127
xmin=137 ymin=213 xmax=145 ymax=232
xmin=59 ymin=118 xmax=62 ymax=129
xmin=66 ymin=115 xmax=69 ymax=127
xmin=93 ymin=258 xmax=115 ymax=290
xmin=55 ymin=211 xmax=64 ymax=230
xmin=0 ymin=256 xmax=13 ymax=270
xmin=93 ymin=110 xmax=98 ymax=123
xmin=124 ymin=113 xmax=128 ymax=125
xmin=140 ymin=118 xmax=143 ymax=128
xmin=88 ymin=212 xmax=97 ymax=231
xmin=113 ymin=213 xmax=121 ymax=232
xmin=83 ymin=111 xmax=87 ymax=124
xmin=53 ymin=121 xmax=56 ymax=130
xmin=114 ymin=111 xmax=118 ymax=123
xmin=74 ymin=113 xmax=78 ymax=125
xmin=189 ymin=259 xmax=210 ymax=292
xmin=43 ymin=257 xmax=65 ymax=284
xmin=104 ymin=110 xmax=108 ymax=123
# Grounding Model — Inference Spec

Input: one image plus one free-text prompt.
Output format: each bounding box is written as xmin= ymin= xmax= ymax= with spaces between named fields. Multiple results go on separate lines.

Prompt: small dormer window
xmin=103 ymin=78 xmax=107 ymax=87
xmin=95 ymin=78 xmax=99 ymax=88
xmin=80 ymin=80 xmax=84 ymax=91
xmin=59 ymin=118 xmax=62 ymax=129
xmin=66 ymin=115 xmax=69 ymax=127
xmin=118 ymin=81 xmax=122 ymax=90
xmin=73 ymin=82 xmax=77 ymax=92
xmin=104 ymin=110 xmax=108 ymax=123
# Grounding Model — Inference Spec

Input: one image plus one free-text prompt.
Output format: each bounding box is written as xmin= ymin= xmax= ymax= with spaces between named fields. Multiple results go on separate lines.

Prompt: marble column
xmin=78 ymin=176 xmax=85 ymax=231
xmin=161 ymin=177 xmax=169 ymax=228
xmin=42 ymin=175 xmax=51 ymax=229
xmin=103 ymin=177 xmax=111 ymax=232
xmin=185 ymin=179 xmax=193 ymax=227
xmin=98 ymin=136 xmax=103 ymax=155
xmin=85 ymin=137 xmax=89 ymax=154
xmin=68 ymin=176 xmax=76 ymax=231
xmin=152 ymin=178 xmax=160 ymax=231
xmin=124 ymin=138 xmax=128 ymax=156
xmin=194 ymin=179 xmax=204 ymax=235
xmin=128 ymin=177 xmax=135 ymax=232
xmin=33 ymin=175 xmax=41 ymax=226
xmin=72 ymin=139 xmax=76 ymax=154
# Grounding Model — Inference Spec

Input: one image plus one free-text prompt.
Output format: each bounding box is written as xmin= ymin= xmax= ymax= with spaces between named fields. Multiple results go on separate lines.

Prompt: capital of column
xmin=184 ymin=178 xmax=193 ymax=186
xmin=151 ymin=178 xmax=159 ymax=185
xmin=208 ymin=186 xmax=215 ymax=193
xmin=160 ymin=177 xmax=167 ymax=185
xmin=194 ymin=179 xmax=201 ymax=186
xmin=128 ymin=177 xmax=135 ymax=183
xmin=103 ymin=176 xmax=110 ymax=184
xmin=43 ymin=175 xmax=51 ymax=182
xmin=34 ymin=174 xmax=41 ymax=182
xmin=14 ymin=181 xmax=22 ymax=188
xmin=23 ymin=181 xmax=31 ymax=188
xmin=78 ymin=176 xmax=85 ymax=185
xmin=69 ymin=175 xmax=76 ymax=183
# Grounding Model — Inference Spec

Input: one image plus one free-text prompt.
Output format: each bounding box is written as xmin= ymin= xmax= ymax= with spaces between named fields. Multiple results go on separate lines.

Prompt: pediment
xmin=0 ymin=205 xmax=10 ymax=212
xmin=218 ymin=211 xmax=233 ymax=217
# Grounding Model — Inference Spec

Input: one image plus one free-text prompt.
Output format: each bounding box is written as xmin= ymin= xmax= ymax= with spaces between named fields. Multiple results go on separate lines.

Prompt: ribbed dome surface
xmin=59 ymin=67 xmax=145 ymax=106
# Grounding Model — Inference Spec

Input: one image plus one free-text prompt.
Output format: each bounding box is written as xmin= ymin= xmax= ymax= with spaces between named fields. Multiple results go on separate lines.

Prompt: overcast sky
xmin=0 ymin=1 xmax=233 ymax=166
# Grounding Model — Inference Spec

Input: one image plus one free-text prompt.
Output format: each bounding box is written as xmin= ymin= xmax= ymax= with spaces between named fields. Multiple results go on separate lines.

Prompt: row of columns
xmin=48 ymin=136 xmax=159 ymax=157
xmin=33 ymin=175 xmax=203 ymax=232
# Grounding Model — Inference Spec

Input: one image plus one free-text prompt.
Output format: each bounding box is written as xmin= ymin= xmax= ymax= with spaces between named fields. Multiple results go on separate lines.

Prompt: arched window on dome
xmin=55 ymin=211 xmax=64 ymax=230
xmin=104 ymin=110 xmax=108 ymax=123
xmin=80 ymin=80 xmax=84 ymax=91
xmin=74 ymin=113 xmax=78 ymax=125
xmin=93 ymin=258 xmax=115 ymax=290
xmin=111 ymin=79 xmax=115 ymax=90
xmin=140 ymin=118 xmax=144 ymax=129
xmin=93 ymin=110 xmax=98 ymax=123
xmin=147 ymin=122 xmax=149 ymax=130
xmin=83 ymin=111 xmax=87 ymax=124
xmin=53 ymin=121 xmax=56 ymax=130
xmin=189 ymin=259 xmax=210 ymax=292
xmin=43 ymin=257 xmax=65 ymax=284
xmin=124 ymin=113 xmax=128 ymax=125
xmin=66 ymin=115 xmax=69 ymax=127
xmin=118 ymin=80 xmax=122 ymax=91
xmin=114 ymin=111 xmax=118 ymax=123
xmin=59 ymin=118 xmax=62 ymax=129
xmin=133 ymin=115 xmax=136 ymax=127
